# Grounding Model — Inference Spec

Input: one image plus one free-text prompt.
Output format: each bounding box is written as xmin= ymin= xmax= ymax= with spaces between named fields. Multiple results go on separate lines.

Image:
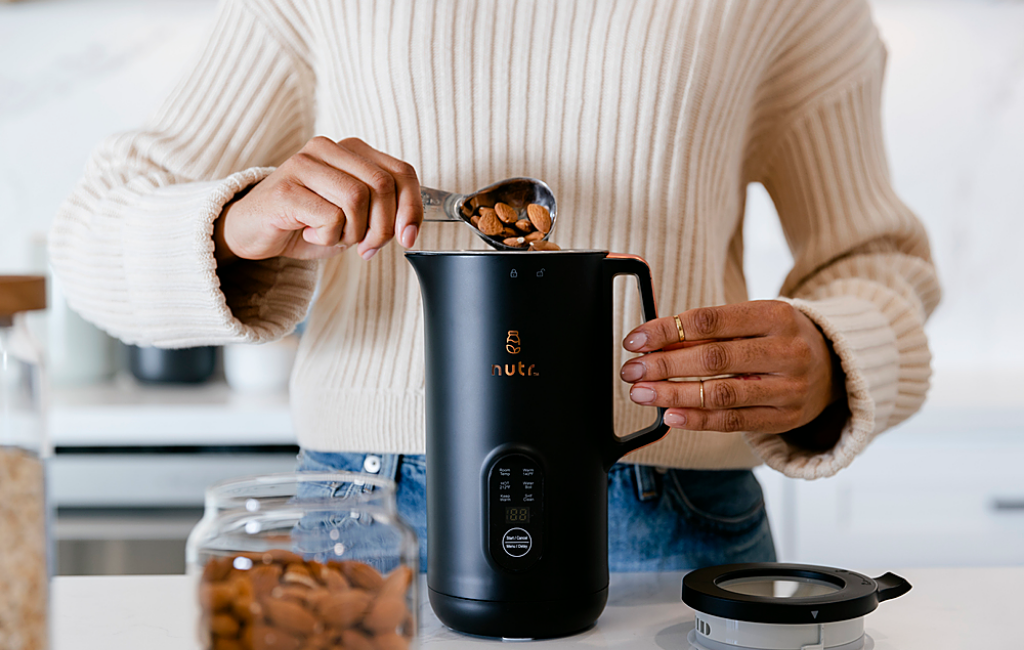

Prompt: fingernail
xmin=624 ymin=331 xmax=647 ymax=351
xmin=620 ymin=362 xmax=644 ymax=383
xmin=664 ymin=412 xmax=687 ymax=428
xmin=630 ymin=386 xmax=656 ymax=404
xmin=361 ymin=248 xmax=378 ymax=261
xmin=401 ymin=224 xmax=419 ymax=248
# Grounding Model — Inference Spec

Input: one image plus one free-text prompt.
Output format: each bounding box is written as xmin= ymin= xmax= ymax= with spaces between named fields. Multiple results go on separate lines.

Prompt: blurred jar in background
xmin=0 ymin=275 xmax=50 ymax=650
xmin=224 ymin=335 xmax=300 ymax=393
xmin=28 ymin=233 xmax=116 ymax=386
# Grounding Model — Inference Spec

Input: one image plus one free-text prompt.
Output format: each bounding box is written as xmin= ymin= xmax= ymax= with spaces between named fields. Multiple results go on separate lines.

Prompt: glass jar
xmin=186 ymin=472 xmax=418 ymax=650
xmin=0 ymin=275 xmax=49 ymax=650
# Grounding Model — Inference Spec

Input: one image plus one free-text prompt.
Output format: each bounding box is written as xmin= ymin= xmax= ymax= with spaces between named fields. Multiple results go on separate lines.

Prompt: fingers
xmin=624 ymin=301 xmax=797 ymax=352
xmin=620 ymin=337 xmax=801 ymax=381
xmin=284 ymin=154 xmax=363 ymax=245
xmin=305 ymin=137 xmax=397 ymax=258
xmin=269 ymin=181 xmax=349 ymax=248
xmin=662 ymin=406 xmax=797 ymax=435
xmin=339 ymin=138 xmax=422 ymax=251
xmin=298 ymin=136 xmax=421 ymax=259
xmin=627 ymin=375 xmax=799 ymax=410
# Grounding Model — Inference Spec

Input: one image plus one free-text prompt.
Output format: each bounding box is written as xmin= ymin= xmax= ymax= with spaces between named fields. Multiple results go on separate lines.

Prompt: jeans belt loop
xmin=633 ymin=464 xmax=661 ymax=502
xmin=379 ymin=453 xmax=401 ymax=482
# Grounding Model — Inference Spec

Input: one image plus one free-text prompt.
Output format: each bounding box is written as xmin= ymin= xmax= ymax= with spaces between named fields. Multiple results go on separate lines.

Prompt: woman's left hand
xmin=620 ymin=300 xmax=843 ymax=434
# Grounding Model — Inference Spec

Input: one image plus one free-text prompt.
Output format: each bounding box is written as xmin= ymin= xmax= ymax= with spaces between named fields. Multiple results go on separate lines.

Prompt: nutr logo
xmin=506 ymin=330 xmax=521 ymax=354
xmin=492 ymin=330 xmax=540 ymax=377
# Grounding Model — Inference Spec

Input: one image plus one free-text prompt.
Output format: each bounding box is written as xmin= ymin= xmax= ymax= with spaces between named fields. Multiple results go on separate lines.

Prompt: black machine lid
xmin=682 ymin=563 xmax=911 ymax=625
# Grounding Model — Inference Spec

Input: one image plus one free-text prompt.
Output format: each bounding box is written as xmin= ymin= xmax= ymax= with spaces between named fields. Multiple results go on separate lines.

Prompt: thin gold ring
xmin=674 ymin=314 xmax=686 ymax=343
xmin=699 ymin=379 xmax=705 ymax=409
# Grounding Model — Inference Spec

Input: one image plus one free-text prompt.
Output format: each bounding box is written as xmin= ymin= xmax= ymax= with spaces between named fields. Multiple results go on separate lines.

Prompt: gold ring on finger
xmin=699 ymin=379 xmax=705 ymax=409
xmin=674 ymin=314 xmax=686 ymax=343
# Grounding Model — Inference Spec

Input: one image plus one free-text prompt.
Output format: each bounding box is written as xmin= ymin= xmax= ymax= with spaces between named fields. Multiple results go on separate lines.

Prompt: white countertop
xmin=49 ymin=377 xmax=295 ymax=447
xmin=52 ymin=567 xmax=1022 ymax=649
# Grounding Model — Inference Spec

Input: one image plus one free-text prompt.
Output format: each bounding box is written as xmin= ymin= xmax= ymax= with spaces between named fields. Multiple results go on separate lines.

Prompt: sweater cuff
xmin=122 ymin=167 xmax=317 ymax=347
xmin=744 ymin=295 xmax=899 ymax=479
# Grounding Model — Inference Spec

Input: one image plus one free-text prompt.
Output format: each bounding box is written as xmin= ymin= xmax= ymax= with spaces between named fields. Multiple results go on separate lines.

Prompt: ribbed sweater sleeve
xmin=747 ymin=1 xmax=941 ymax=479
xmin=48 ymin=0 xmax=317 ymax=348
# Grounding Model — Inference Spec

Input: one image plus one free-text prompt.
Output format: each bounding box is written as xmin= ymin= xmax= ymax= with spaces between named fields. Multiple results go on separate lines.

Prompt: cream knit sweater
xmin=50 ymin=0 xmax=940 ymax=479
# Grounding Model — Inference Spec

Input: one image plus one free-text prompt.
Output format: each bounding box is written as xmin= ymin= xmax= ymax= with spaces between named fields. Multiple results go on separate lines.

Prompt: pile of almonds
xmin=465 ymin=199 xmax=560 ymax=251
xmin=0 ymin=447 xmax=48 ymax=650
xmin=200 ymin=550 xmax=413 ymax=650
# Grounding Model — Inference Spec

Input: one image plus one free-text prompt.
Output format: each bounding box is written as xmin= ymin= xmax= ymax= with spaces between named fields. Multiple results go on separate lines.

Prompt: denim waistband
xmin=302 ymin=451 xmax=664 ymax=502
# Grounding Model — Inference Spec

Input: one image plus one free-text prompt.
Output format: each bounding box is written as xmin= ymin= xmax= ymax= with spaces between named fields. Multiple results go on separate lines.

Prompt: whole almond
xmin=363 ymin=597 xmax=409 ymax=634
xmin=264 ymin=599 xmax=319 ymax=637
xmin=264 ymin=549 xmax=304 ymax=565
xmin=321 ymin=567 xmax=350 ymax=593
xmin=470 ymin=215 xmax=481 ymax=228
xmin=306 ymin=561 xmax=324 ymax=584
xmin=271 ymin=585 xmax=310 ymax=603
xmin=251 ymin=624 xmax=302 ymax=650
xmin=210 ymin=613 xmax=241 ymax=637
xmin=342 ymin=562 xmax=385 ymax=592
xmin=213 ymin=638 xmax=244 ymax=650
xmin=503 ymin=237 xmax=528 ymax=248
xmin=527 ymin=204 xmax=551 ymax=233
xmin=340 ymin=629 xmax=375 ymax=650
xmin=231 ymin=594 xmax=255 ymax=621
xmin=201 ymin=582 xmax=236 ymax=612
xmin=283 ymin=568 xmax=319 ymax=590
xmin=524 ymin=231 xmax=544 ymax=242
xmin=249 ymin=564 xmax=283 ymax=597
xmin=495 ymin=202 xmax=518 ymax=224
xmin=477 ymin=212 xmax=503 ymax=237
xmin=502 ymin=226 xmax=518 ymax=238
xmin=380 ymin=566 xmax=413 ymax=599
xmin=317 ymin=590 xmax=373 ymax=628
xmin=373 ymin=632 xmax=411 ymax=650
xmin=529 ymin=240 xmax=560 ymax=251
xmin=305 ymin=587 xmax=332 ymax=609
xmin=204 ymin=557 xmax=234 ymax=583
xmin=303 ymin=631 xmax=333 ymax=650
xmin=514 ymin=219 xmax=533 ymax=233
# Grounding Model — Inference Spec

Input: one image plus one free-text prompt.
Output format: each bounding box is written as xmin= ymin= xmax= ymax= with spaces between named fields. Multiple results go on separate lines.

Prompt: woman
xmin=50 ymin=0 xmax=939 ymax=571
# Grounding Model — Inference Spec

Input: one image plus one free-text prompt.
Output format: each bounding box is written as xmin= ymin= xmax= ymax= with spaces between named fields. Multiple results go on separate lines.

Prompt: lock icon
xmin=510 ymin=269 xmax=518 ymax=278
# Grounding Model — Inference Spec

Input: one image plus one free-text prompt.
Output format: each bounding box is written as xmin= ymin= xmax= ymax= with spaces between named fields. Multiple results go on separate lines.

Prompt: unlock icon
xmin=536 ymin=269 xmax=545 ymax=278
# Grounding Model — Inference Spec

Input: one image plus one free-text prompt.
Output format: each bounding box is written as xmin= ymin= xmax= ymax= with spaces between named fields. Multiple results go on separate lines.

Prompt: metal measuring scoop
xmin=420 ymin=177 xmax=557 ymax=251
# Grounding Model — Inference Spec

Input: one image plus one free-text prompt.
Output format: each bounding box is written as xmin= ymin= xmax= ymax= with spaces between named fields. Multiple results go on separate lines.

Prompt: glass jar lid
xmin=0 ymin=276 xmax=46 ymax=319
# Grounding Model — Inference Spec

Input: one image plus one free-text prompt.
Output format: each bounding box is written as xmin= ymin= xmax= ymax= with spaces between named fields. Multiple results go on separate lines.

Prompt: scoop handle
xmin=421 ymin=186 xmax=465 ymax=222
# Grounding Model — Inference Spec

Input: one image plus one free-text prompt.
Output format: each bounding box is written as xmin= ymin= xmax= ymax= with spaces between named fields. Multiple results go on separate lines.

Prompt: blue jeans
xmin=297 ymin=451 xmax=776 ymax=572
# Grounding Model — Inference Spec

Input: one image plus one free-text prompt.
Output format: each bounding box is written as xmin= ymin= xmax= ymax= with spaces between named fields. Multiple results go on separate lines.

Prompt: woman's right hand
xmin=214 ymin=136 xmax=423 ymax=263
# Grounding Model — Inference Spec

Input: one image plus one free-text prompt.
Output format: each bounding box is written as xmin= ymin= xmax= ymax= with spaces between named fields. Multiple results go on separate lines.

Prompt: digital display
xmin=505 ymin=506 xmax=531 ymax=524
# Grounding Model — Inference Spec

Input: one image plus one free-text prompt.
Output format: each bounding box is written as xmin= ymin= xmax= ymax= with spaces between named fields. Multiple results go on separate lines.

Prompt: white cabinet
xmin=756 ymin=401 xmax=1024 ymax=568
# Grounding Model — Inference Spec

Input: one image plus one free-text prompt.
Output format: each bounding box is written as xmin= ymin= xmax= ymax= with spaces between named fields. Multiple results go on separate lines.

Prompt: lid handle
xmin=874 ymin=572 xmax=912 ymax=602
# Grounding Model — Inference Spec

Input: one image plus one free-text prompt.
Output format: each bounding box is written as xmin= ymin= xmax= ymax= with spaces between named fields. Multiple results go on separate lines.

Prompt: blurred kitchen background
xmin=1 ymin=0 xmax=1021 ymax=574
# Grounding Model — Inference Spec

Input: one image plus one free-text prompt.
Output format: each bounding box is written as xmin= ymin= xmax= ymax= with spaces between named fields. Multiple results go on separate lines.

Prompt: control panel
xmin=487 ymin=453 xmax=544 ymax=571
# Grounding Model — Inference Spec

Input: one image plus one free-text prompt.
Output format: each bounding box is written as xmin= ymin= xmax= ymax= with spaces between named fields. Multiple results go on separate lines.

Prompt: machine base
xmin=428 ymin=586 xmax=609 ymax=639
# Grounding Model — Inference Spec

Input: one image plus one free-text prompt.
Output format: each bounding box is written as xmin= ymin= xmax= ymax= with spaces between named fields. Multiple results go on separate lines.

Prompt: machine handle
xmin=601 ymin=254 xmax=671 ymax=469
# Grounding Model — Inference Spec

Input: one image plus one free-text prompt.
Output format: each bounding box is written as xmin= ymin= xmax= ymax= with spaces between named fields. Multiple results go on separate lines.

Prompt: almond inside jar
xmin=199 ymin=552 xmax=414 ymax=650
